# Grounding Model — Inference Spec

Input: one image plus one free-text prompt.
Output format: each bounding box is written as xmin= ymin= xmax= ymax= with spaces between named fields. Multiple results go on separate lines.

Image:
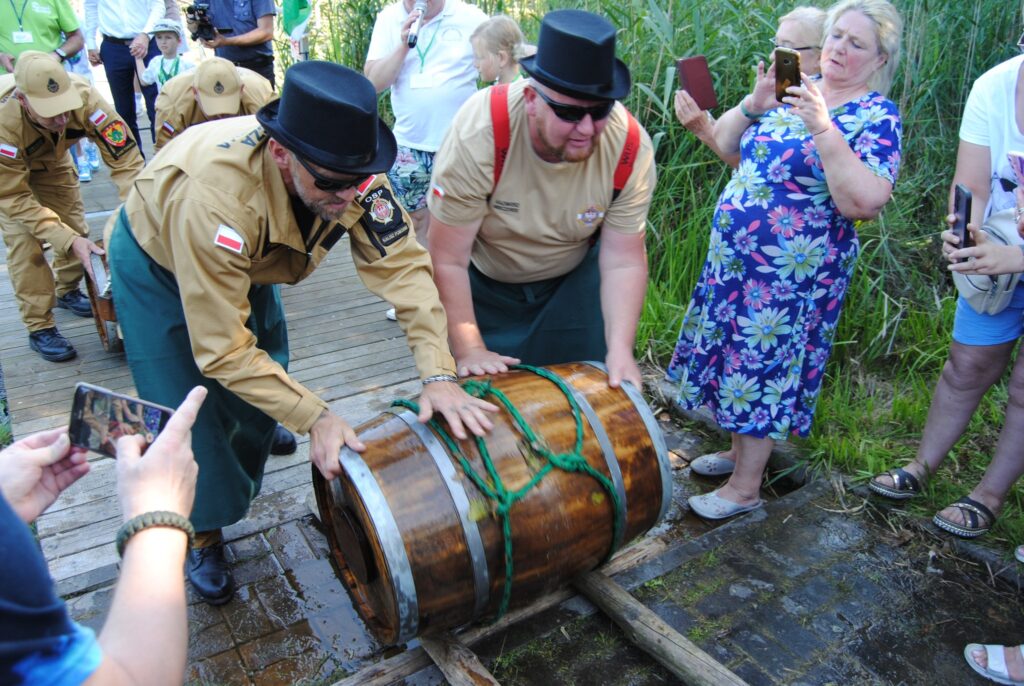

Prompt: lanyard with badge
xmin=408 ymin=16 xmax=441 ymax=89
xmin=9 ymin=0 xmax=33 ymax=43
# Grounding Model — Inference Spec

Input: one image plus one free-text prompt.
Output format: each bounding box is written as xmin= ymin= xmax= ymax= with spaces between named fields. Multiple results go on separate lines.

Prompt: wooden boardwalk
xmin=1 ymin=163 xmax=423 ymax=599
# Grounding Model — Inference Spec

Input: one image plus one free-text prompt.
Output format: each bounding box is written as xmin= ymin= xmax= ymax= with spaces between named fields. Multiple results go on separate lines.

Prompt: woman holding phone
xmin=868 ymin=48 xmax=1024 ymax=541
xmin=675 ymin=6 xmax=827 ymax=167
xmin=666 ymin=0 xmax=903 ymax=520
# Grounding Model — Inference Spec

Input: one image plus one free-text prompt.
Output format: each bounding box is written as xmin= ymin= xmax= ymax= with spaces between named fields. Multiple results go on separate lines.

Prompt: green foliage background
xmin=286 ymin=0 xmax=1024 ymax=548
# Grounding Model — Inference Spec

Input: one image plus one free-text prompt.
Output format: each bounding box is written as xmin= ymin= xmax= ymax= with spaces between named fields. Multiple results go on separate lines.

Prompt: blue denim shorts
xmin=386 ymin=145 xmax=434 ymax=213
xmin=952 ymin=286 xmax=1024 ymax=345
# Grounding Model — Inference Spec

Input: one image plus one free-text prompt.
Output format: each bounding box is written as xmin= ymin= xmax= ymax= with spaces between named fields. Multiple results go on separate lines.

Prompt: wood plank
xmin=573 ymin=571 xmax=748 ymax=686
xmin=420 ymin=635 xmax=501 ymax=686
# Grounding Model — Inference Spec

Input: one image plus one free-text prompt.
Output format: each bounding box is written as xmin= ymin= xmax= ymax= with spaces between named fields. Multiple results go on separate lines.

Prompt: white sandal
xmin=964 ymin=644 xmax=1024 ymax=685
xmin=690 ymin=452 xmax=736 ymax=476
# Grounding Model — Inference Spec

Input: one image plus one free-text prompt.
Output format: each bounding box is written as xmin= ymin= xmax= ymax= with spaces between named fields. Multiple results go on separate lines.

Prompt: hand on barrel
xmin=309 ymin=410 xmax=366 ymax=480
xmin=455 ymin=347 xmax=521 ymax=378
xmin=418 ymin=381 xmax=498 ymax=439
xmin=606 ymin=348 xmax=643 ymax=390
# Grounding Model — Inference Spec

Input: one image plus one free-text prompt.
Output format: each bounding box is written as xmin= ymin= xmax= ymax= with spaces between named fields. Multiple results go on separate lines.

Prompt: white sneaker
xmin=385 ymin=307 xmax=397 ymax=321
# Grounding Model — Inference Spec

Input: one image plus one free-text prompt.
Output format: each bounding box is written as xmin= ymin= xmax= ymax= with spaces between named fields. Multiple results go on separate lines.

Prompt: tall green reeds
xmin=296 ymin=0 xmax=1024 ymax=546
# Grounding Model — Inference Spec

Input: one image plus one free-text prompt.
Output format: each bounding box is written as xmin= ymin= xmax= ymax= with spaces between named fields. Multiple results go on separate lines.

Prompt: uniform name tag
xmin=213 ymin=225 xmax=244 ymax=253
xmin=0 ymin=143 xmax=18 ymax=159
xmin=11 ymin=31 xmax=33 ymax=44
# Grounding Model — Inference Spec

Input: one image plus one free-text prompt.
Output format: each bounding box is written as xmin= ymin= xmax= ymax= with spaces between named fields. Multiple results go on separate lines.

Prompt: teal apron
xmin=470 ymin=243 xmax=606 ymax=365
xmin=108 ymin=209 xmax=286 ymax=532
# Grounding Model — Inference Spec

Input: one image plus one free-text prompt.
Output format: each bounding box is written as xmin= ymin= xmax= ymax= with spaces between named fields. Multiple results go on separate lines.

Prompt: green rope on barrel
xmin=391 ymin=364 xmax=622 ymax=619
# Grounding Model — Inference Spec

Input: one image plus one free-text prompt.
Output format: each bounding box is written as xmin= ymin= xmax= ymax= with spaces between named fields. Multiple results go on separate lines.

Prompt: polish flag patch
xmin=161 ymin=121 xmax=175 ymax=135
xmin=432 ymin=185 xmax=445 ymax=199
xmin=89 ymin=109 xmax=108 ymax=126
xmin=213 ymin=224 xmax=244 ymax=253
xmin=0 ymin=143 xmax=17 ymax=159
xmin=356 ymin=174 xmax=376 ymax=197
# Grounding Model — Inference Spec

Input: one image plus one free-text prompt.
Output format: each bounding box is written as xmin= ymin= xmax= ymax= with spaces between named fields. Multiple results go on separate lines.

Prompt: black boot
xmin=186 ymin=543 xmax=235 ymax=605
xmin=270 ymin=424 xmax=297 ymax=455
xmin=28 ymin=327 xmax=76 ymax=362
xmin=55 ymin=289 xmax=94 ymax=318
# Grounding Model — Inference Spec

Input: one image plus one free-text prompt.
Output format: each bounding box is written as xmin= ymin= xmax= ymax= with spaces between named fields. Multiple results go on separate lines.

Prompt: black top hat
xmin=257 ymin=61 xmax=396 ymax=175
xmin=519 ymin=9 xmax=631 ymax=102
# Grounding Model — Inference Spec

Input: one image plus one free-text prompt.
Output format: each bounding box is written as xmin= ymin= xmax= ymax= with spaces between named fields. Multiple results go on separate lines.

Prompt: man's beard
xmin=290 ymin=162 xmax=349 ymax=222
xmin=536 ymin=123 xmax=596 ymax=163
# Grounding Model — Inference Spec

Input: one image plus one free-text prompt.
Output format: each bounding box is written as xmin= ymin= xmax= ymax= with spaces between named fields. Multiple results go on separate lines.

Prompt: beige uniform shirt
xmin=153 ymin=67 xmax=274 ymax=152
xmin=0 ymin=73 xmax=142 ymax=254
xmin=122 ymin=116 xmax=457 ymax=434
xmin=427 ymin=79 xmax=657 ymax=283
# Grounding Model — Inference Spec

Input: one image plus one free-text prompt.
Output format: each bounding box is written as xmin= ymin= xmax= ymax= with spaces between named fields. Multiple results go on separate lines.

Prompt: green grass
xmin=291 ymin=1 xmax=1024 ymax=547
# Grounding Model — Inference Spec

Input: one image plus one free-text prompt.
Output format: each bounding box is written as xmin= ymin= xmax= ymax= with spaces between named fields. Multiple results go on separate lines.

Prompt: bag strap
xmin=490 ymin=85 xmax=641 ymax=203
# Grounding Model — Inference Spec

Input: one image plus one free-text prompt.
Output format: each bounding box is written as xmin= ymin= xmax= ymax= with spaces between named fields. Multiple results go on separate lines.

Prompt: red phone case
xmin=676 ymin=56 xmax=718 ymax=111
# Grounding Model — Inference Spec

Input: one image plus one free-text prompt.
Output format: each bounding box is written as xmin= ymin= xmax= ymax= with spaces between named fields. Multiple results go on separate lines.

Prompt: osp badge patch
xmin=359 ymin=183 xmax=408 ymax=252
xmin=577 ymin=205 xmax=606 ymax=229
xmin=97 ymin=119 xmax=137 ymax=159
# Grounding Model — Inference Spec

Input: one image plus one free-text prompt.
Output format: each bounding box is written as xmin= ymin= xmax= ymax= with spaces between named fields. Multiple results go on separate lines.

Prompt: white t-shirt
xmin=139 ymin=55 xmax=195 ymax=91
xmin=366 ymin=0 xmax=485 ymax=152
xmin=959 ymin=54 xmax=1024 ymax=217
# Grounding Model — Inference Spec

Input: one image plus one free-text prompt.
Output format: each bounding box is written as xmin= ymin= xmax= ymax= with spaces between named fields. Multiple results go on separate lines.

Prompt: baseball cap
xmin=14 ymin=51 xmax=82 ymax=118
xmin=150 ymin=18 xmax=184 ymax=40
xmin=193 ymin=58 xmax=242 ymax=117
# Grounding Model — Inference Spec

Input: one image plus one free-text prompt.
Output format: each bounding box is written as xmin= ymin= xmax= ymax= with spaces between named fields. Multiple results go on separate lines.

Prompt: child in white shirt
xmin=138 ymin=19 xmax=195 ymax=92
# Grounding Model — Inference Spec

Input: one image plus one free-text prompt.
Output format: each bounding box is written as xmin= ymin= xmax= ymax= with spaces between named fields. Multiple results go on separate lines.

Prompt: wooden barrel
xmin=312 ymin=362 xmax=670 ymax=645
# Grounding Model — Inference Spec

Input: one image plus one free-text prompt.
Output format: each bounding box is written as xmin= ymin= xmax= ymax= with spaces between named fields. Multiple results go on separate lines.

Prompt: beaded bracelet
xmin=115 ymin=511 xmax=195 ymax=557
xmin=423 ymin=373 xmax=458 ymax=385
xmin=739 ymin=97 xmax=761 ymax=121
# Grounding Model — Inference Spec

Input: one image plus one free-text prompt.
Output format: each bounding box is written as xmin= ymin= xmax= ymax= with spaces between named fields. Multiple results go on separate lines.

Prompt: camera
xmin=186 ymin=0 xmax=216 ymax=41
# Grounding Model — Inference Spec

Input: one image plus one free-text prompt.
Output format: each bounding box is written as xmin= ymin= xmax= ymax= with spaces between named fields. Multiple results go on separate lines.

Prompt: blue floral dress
xmin=666 ymin=93 xmax=902 ymax=440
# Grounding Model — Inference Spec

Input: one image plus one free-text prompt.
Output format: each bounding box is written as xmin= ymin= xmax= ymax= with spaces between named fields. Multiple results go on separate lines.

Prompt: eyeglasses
xmin=771 ymin=39 xmax=819 ymax=52
xmin=293 ymin=154 xmax=365 ymax=192
xmin=532 ymin=88 xmax=615 ymax=123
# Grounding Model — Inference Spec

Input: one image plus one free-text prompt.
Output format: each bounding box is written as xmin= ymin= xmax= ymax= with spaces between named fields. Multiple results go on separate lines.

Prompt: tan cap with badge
xmin=14 ymin=51 xmax=83 ymax=118
xmin=193 ymin=57 xmax=242 ymax=117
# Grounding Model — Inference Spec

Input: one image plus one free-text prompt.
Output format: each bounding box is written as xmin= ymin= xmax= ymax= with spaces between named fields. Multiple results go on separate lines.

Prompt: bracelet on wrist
xmin=116 ymin=510 xmax=194 ymax=557
xmin=810 ymin=123 xmax=833 ymax=137
xmin=423 ymin=373 xmax=458 ymax=385
xmin=739 ymin=97 xmax=761 ymax=121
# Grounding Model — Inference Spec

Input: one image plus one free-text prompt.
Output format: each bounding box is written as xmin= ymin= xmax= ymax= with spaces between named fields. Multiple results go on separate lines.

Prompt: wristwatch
xmin=54 ymin=47 xmax=67 ymax=62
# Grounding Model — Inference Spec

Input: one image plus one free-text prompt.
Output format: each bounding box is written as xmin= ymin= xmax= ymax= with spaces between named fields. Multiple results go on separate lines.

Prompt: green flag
xmin=282 ymin=0 xmax=312 ymax=42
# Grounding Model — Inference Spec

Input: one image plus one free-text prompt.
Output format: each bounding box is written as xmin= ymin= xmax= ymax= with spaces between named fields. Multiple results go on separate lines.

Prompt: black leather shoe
xmin=28 ymin=327 xmax=76 ymax=362
xmin=270 ymin=424 xmax=297 ymax=456
xmin=186 ymin=544 xmax=235 ymax=605
xmin=55 ymin=289 xmax=94 ymax=318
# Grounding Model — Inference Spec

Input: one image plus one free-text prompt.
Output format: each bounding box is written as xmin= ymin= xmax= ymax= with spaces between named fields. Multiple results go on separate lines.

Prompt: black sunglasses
xmin=293 ymin=154 xmax=365 ymax=192
xmin=533 ymin=88 xmax=614 ymax=123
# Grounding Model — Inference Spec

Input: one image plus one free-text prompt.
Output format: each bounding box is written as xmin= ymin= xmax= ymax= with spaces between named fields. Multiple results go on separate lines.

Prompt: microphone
xmin=407 ymin=0 xmax=428 ymax=48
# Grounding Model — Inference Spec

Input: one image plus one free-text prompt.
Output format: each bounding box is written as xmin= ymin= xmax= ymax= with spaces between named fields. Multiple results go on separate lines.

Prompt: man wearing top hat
xmin=107 ymin=60 xmax=497 ymax=605
xmin=427 ymin=9 xmax=657 ymax=389
xmin=153 ymin=57 xmax=273 ymax=151
xmin=0 ymin=51 xmax=142 ymax=362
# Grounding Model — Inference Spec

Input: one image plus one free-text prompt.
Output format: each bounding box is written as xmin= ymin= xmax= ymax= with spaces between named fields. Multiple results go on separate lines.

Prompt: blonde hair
xmin=471 ymin=14 xmax=528 ymax=62
xmin=823 ymin=0 xmax=903 ymax=94
xmin=779 ymin=6 xmax=827 ymax=47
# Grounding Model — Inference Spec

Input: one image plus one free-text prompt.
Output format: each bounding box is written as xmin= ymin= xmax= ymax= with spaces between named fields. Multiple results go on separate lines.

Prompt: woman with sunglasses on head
xmin=667 ymin=0 xmax=904 ymax=520
xmin=675 ymin=6 xmax=826 ymax=168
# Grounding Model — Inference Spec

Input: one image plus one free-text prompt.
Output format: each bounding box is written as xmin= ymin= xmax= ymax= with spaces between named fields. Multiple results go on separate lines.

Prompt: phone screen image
xmin=69 ymin=383 xmax=173 ymax=458
xmin=774 ymin=47 xmax=801 ymax=102
xmin=953 ymin=183 xmax=973 ymax=258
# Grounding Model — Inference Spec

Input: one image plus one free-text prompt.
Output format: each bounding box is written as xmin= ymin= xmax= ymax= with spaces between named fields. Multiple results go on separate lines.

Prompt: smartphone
xmin=69 ymin=382 xmax=173 ymax=458
xmin=676 ymin=56 xmax=718 ymax=111
xmin=952 ymin=183 xmax=973 ymax=259
xmin=774 ymin=47 xmax=801 ymax=102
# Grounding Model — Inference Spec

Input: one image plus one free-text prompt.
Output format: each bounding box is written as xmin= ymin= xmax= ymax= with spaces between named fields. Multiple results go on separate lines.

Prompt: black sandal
xmin=868 ymin=467 xmax=923 ymax=500
xmin=933 ymin=496 xmax=997 ymax=538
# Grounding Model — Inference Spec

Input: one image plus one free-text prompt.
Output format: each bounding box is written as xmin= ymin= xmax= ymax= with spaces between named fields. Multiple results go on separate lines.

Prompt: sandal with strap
xmin=934 ymin=496 xmax=997 ymax=538
xmin=964 ymin=644 xmax=1024 ymax=685
xmin=867 ymin=467 xmax=923 ymax=500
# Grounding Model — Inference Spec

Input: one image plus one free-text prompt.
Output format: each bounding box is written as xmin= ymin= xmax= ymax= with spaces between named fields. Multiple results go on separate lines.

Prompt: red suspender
xmin=490 ymin=83 xmax=511 ymax=193
xmin=489 ymin=83 xmax=640 ymax=201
